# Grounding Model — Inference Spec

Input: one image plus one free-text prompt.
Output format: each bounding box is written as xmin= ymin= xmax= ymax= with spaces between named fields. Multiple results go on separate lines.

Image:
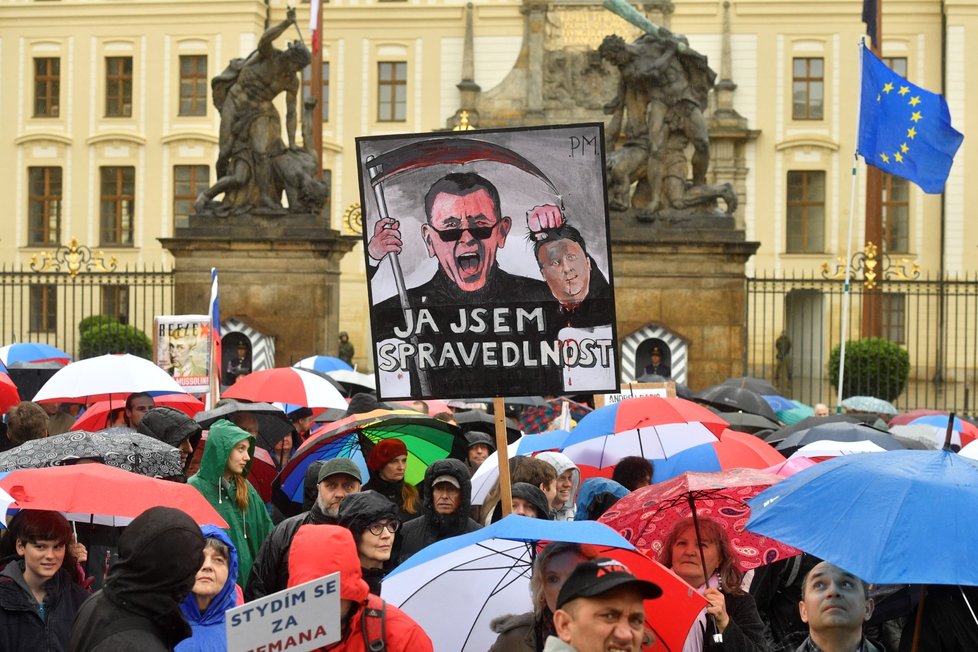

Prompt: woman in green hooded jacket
xmin=188 ymin=419 xmax=273 ymax=589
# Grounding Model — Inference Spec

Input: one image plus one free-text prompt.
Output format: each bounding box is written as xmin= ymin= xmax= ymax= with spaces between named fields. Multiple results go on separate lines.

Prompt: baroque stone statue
xmin=598 ymin=2 xmax=736 ymax=220
xmin=195 ymin=9 xmax=328 ymax=217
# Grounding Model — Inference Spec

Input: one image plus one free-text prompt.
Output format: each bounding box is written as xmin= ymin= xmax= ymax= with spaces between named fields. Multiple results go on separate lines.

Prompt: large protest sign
xmin=154 ymin=315 xmax=211 ymax=393
xmin=357 ymin=123 xmax=619 ymax=401
xmin=225 ymin=571 xmax=341 ymax=652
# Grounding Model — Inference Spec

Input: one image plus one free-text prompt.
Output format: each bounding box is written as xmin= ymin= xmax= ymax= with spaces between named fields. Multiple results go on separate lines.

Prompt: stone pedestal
xmin=610 ymin=210 xmax=760 ymax=390
xmin=160 ymin=213 xmax=358 ymax=367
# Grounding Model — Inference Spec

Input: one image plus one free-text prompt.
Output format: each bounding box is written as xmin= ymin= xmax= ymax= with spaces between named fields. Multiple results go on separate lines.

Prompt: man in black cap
xmin=546 ymin=557 xmax=662 ymax=652
xmin=246 ymin=457 xmax=362 ymax=600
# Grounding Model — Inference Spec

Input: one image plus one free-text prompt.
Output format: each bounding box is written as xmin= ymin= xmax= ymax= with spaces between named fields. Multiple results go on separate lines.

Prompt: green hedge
xmin=828 ymin=337 xmax=910 ymax=402
xmin=78 ymin=314 xmax=119 ymax=336
xmin=79 ymin=320 xmax=152 ymax=360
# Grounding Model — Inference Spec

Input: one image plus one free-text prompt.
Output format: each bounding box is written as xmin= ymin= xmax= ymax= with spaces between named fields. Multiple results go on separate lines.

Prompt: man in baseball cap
xmin=245 ymin=457 xmax=362 ymax=601
xmin=546 ymin=557 xmax=662 ymax=652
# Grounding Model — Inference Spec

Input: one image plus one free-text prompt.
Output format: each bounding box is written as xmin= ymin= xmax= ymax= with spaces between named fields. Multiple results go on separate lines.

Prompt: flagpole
xmin=836 ymin=42 xmax=867 ymax=415
xmin=208 ymin=267 xmax=221 ymax=410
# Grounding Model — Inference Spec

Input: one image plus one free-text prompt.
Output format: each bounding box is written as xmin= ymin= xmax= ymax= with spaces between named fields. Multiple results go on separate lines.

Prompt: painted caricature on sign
xmin=357 ymin=124 xmax=619 ymax=401
xmin=155 ymin=315 xmax=211 ymax=393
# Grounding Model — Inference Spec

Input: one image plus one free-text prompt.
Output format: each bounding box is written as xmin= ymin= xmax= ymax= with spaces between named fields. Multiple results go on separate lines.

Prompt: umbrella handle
xmin=910 ymin=586 xmax=927 ymax=652
xmin=688 ymin=497 xmax=722 ymax=643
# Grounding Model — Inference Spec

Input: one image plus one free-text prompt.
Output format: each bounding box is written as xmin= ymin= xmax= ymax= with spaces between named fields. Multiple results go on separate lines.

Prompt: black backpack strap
xmin=361 ymin=597 xmax=387 ymax=652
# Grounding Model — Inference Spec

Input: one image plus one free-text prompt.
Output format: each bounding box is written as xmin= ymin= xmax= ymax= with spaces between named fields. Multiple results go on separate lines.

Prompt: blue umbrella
xmin=0 ymin=342 xmax=71 ymax=366
xmin=384 ymin=515 xmax=707 ymax=652
xmin=746 ymin=449 xmax=978 ymax=585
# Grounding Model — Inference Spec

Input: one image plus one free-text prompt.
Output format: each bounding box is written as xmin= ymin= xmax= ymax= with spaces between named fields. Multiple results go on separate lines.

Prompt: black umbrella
xmin=763 ymin=414 xmax=862 ymax=446
xmin=635 ymin=374 xmax=694 ymax=400
xmin=695 ymin=385 xmax=781 ymax=423
xmin=195 ymin=400 xmax=293 ymax=450
xmin=0 ymin=427 xmax=182 ymax=477
xmin=454 ymin=409 xmax=522 ymax=445
xmin=466 ymin=396 xmax=548 ymax=408
xmin=720 ymin=376 xmax=780 ymax=396
xmin=775 ymin=421 xmax=906 ymax=457
xmin=705 ymin=407 xmax=781 ymax=435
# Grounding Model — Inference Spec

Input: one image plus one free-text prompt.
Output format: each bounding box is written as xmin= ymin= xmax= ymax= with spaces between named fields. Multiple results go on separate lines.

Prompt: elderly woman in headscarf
xmin=176 ymin=526 xmax=241 ymax=651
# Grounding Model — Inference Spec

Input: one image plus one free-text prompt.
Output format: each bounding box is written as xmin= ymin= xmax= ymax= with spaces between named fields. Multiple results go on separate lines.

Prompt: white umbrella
xmin=32 ymin=353 xmax=187 ymax=403
xmin=788 ymin=439 xmax=887 ymax=459
xmin=958 ymin=439 xmax=978 ymax=460
xmin=889 ymin=424 xmax=952 ymax=450
xmin=0 ymin=483 xmax=13 ymax=524
xmin=470 ymin=431 xmax=569 ymax=506
xmin=326 ymin=368 xmax=376 ymax=392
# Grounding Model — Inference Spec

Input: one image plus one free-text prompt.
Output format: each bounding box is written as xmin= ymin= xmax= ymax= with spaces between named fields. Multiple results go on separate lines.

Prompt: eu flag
xmin=856 ymin=45 xmax=963 ymax=194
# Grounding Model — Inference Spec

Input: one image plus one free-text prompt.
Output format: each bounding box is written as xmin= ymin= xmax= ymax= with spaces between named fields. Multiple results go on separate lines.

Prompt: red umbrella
xmin=1 ymin=464 xmax=228 ymax=527
xmin=714 ymin=429 xmax=786 ymax=468
xmin=599 ymin=468 xmax=799 ymax=571
xmin=0 ymin=373 xmax=19 ymax=415
xmin=222 ymin=367 xmax=347 ymax=409
xmin=70 ymin=393 xmax=205 ymax=431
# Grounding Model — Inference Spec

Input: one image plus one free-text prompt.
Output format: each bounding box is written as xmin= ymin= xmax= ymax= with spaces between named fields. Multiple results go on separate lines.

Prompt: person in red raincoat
xmin=287 ymin=524 xmax=432 ymax=652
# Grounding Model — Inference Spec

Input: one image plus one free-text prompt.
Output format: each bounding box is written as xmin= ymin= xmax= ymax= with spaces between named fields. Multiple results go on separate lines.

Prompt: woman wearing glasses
xmin=338 ymin=491 xmax=402 ymax=595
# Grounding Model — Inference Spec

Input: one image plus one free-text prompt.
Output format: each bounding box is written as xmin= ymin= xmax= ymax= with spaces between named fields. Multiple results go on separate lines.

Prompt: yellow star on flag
xmin=901 ymin=143 xmax=909 ymax=154
xmin=911 ymin=111 xmax=923 ymax=123
xmin=882 ymin=82 xmax=894 ymax=93
xmin=894 ymin=152 xmax=904 ymax=163
xmin=898 ymin=86 xmax=910 ymax=96
xmin=881 ymin=153 xmax=890 ymax=163
xmin=907 ymin=127 xmax=917 ymax=139
xmin=909 ymin=96 xmax=921 ymax=107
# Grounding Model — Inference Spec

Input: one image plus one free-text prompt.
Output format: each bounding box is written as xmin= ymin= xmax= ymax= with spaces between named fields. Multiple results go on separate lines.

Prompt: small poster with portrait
xmin=356 ymin=123 xmax=619 ymax=401
xmin=154 ymin=315 xmax=211 ymax=393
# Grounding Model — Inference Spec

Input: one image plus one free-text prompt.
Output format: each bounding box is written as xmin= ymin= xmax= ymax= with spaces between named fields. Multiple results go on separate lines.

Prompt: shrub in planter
xmin=79 ymin=321 xmax=152 ymax=360
xmin=78 ymin=314 xmax=119 ymax=336
xmin=828 ymin=337 xmax=910 ymax=402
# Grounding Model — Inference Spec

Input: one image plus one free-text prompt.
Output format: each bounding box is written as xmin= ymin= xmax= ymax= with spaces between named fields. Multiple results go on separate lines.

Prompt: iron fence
xmin=0 ymin=242 xmax=173 ymax=360
xmin=746 ymin=261 xmax=978 ymax=415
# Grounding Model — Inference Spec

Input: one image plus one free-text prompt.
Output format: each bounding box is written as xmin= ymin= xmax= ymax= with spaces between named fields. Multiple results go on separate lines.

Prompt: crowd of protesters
xmin=1 ymin=391 xmax=976 ymax=652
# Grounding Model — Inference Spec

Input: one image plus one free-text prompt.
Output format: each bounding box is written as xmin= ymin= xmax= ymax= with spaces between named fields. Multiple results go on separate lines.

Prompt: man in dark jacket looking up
xmin=795 ymin=561 xmax=881 ymax=652
xmin=69 ymin=506 xmax=205 ymax=651
xmin=245 ymin=457 xmax=362 ymax=600
xmin=397 ymin=458 xmax=481 ymax=565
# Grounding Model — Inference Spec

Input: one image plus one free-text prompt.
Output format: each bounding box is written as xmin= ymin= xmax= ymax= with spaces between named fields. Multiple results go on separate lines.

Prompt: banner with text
xmin=357 ymin=123 xmax=618 ymax=400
